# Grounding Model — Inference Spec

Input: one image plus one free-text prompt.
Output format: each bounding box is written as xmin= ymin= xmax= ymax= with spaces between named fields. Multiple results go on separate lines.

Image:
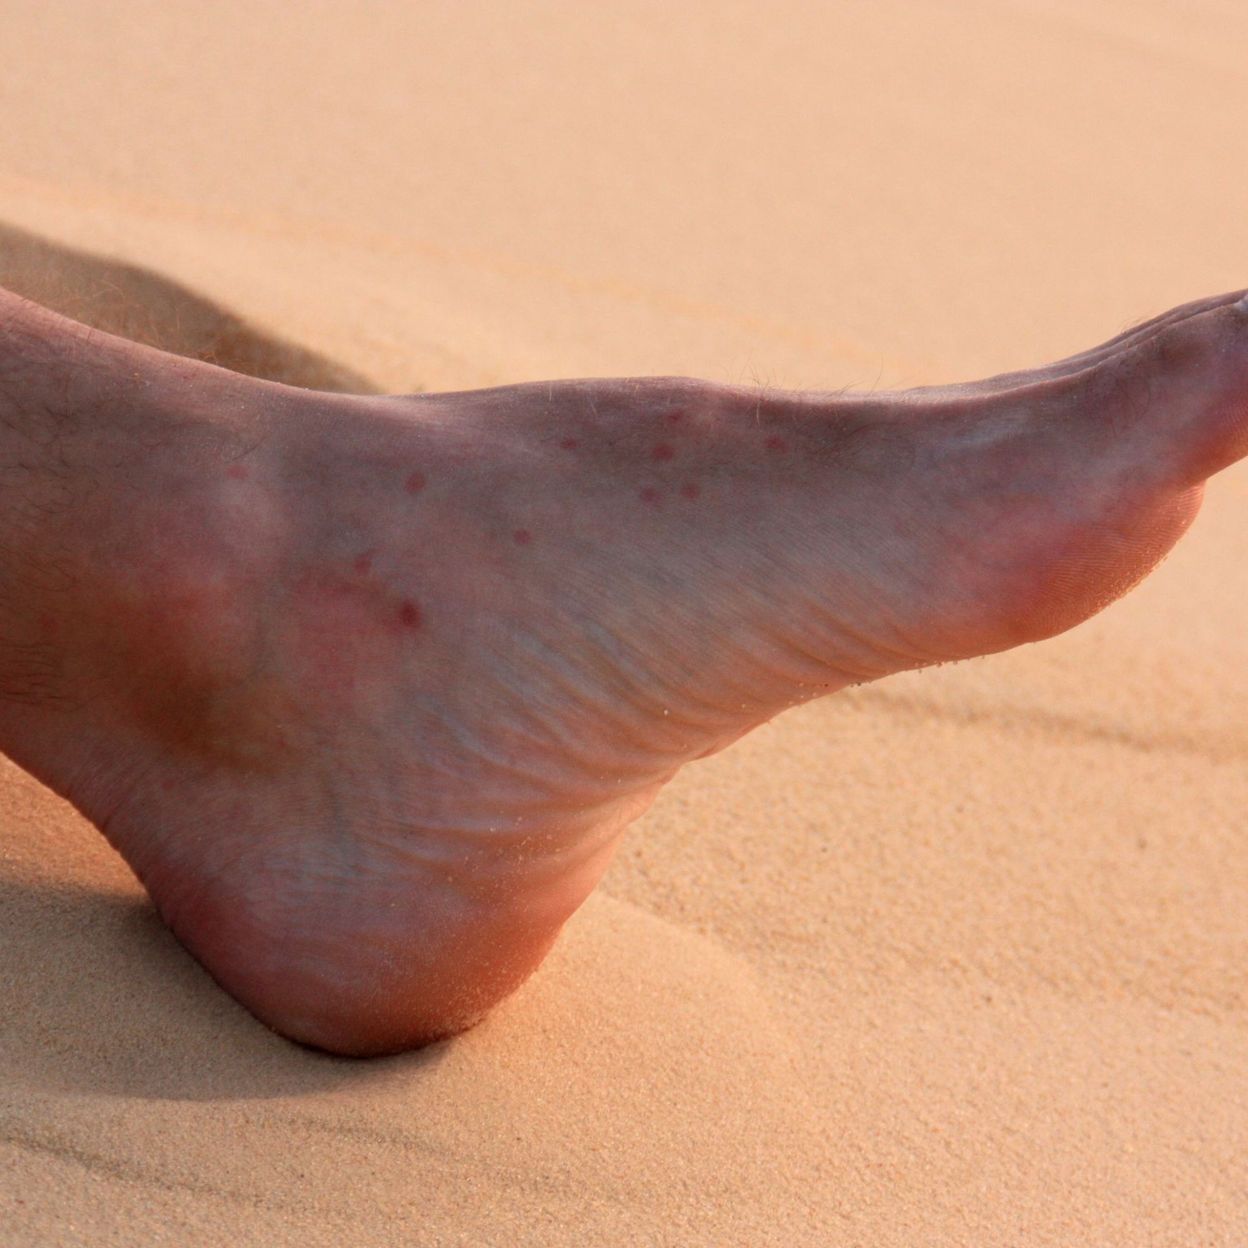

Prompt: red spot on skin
xmin=639 ymin=487 xmax=661 ymax=504
xmin=765 ymin=435 xmax=788 ymax=453
xmin=666 ymin=409 xmax=684 ymax=424
xmin=560 ymin=437 xmax=579 ymax=450
xmin=38 ymin=614 xmax=59 ymax=637
xmin=680 ymin=482 xmax=701 ymax=500
xmin=513 ymin=529 xmax=533 ymax=546
xmin=652 ymin=443 xmax=675 ymax=462
xmin=227 ymin=463 xmax=250 ymax=480
xmin=398 ymin=600 xmax=422 ymax=630
xmin=405 ymin=471 xmax=426 ymax=494
xmin=353 ymin=551 xmax=375 ymax=576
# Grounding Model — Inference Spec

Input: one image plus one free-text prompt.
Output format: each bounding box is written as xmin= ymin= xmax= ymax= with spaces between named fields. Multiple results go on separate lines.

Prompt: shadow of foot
xmin=0 ymin=221 xmax=380 ymax=394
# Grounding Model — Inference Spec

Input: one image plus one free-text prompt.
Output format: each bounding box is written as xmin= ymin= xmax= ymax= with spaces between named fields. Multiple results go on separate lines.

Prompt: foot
xmin=3 ymin=289 xmax=1247 ymax=1055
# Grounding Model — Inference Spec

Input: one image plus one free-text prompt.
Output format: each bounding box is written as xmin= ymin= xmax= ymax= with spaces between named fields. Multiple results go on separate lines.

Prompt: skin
xmin=1 ymin=285 xmax=1246 ymax=1056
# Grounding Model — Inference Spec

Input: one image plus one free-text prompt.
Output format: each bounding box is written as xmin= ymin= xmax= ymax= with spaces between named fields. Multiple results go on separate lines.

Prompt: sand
xmin=1 ymin=1 xmax=1246 ymax=1243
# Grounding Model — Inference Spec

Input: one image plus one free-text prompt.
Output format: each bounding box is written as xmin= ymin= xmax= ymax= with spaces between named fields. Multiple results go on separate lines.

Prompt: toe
xmin=926 ymin=289 xmax=1248 ymax=402
xmin=1087 ymin=293 xmax=1248 ymax=487
xmin=1053 ymin=287 xmax=1248 ymax=383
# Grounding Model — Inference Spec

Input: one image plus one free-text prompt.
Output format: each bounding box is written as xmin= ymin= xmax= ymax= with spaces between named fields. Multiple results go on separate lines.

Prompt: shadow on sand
xmin=0 ymin=220 xmax=380 ymax=394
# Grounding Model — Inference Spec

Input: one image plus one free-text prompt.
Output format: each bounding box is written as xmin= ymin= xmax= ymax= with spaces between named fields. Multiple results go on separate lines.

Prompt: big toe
xmin=1085 ymin=291 xmax=1248 ymax=488
xmin=918 ymin=296 xmax=1248 ymax=654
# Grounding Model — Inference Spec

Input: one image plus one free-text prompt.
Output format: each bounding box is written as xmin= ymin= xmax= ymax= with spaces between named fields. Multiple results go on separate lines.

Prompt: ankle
xmin=0 ymin=293 xmax=283 ymax=709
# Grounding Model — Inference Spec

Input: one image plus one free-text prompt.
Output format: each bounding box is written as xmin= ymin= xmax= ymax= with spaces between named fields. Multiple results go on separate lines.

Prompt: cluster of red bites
xmin=286 ymin=406 xmax=793 ymax=636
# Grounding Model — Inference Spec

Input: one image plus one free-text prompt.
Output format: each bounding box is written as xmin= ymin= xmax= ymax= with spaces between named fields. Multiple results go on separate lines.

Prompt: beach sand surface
xmin=1 ymin=2 xmax=1246 ymax=1243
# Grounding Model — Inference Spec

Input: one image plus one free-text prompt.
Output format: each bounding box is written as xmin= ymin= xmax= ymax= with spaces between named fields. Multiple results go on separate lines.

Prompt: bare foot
xmin=2 ymin=288 xmax=1246 ymax=1054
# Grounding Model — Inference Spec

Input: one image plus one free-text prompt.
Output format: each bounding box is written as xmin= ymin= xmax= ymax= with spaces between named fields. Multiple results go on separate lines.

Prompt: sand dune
xmin=2 ymin=1 xmax=1246 ymax=1244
